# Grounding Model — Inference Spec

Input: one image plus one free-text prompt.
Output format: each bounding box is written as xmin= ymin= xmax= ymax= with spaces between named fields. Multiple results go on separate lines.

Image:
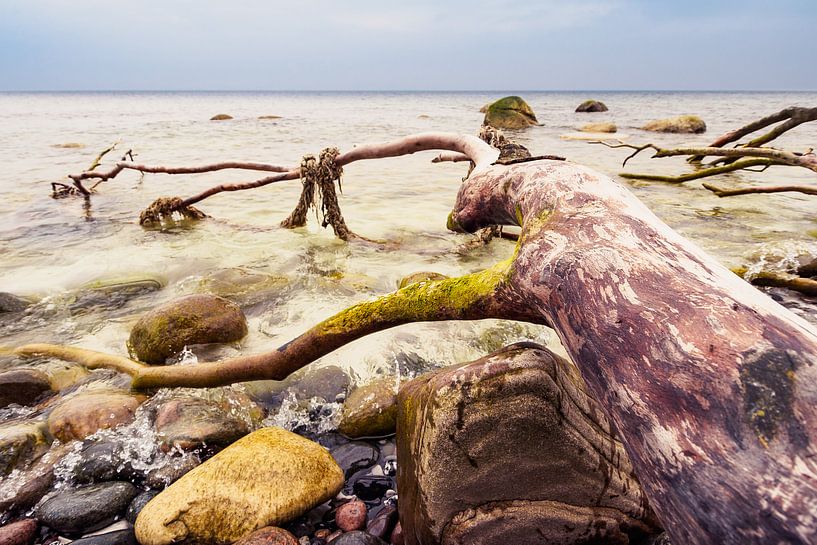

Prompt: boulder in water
xmin=0 ymin=422 xmax=49 ymax=475
xmin=210 ymin=114 xmax=233 ymax=121
xmin=0 ymin=293 xmax=31 ymax=313
xmin=338 ymin=378 xmax=398 ymax=438
xmin=153 ymin=396 xmax=253 ymax=451
xmin=579 ymin=122 xmax=617 ymax=133
xmin=482 ymin=96 xmax=539 ymax=129
xmin=642 ymin=115 xmax=706 ymax=134
xmin=575 ymin=99 xmax=608 ymax=112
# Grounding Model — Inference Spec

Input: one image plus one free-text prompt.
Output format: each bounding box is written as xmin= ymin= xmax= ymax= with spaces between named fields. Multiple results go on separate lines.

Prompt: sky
xmin=1 ymin=0 xmax=815 ymax=91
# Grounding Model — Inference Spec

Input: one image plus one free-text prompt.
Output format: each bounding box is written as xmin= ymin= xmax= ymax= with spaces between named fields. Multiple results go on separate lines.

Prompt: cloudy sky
xmin=1 ymin=0 xmax=814 ymax=91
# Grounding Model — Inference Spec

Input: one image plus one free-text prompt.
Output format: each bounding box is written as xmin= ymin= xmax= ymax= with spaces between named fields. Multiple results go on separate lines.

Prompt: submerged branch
xmin=703 ymin=182 xmax=817 ymax=197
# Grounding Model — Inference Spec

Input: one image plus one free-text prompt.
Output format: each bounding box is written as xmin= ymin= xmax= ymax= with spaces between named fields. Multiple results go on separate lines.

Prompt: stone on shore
xmin=0 ymin=422 xmax=50 ymax=475
xmin=397 ymin=343 xmax=662 ymax=545
xmin=575 ymin=99 xmax=608 ymax=112
xmin=47 ymin=390 xmax=145 ymax=442
xmin=134 ymin=427 xmax=344 ymax=545
xmin=642 ymin=115 xmax=706 ymax=134
xmin=36 ymin=481 xmax=137 ymax=536
xmin=0 ymin=519 xmax=37 ymax=545
xmin=579 ymin=122 xmax=617 ymax=133
xmin=153 ymin=396 xmax=253 ymax=451
xmin=127 ymin=294 xmax=248 ymax=364
xmin=482 ymin=96 xmax=539 ymax=129
xmin=210 ymin=114 xmax=233 ymax=121
xmin=233 ymin=527 xmax=298 ymax=545
xmin=338 ymin=378 xmax=398 ymax=438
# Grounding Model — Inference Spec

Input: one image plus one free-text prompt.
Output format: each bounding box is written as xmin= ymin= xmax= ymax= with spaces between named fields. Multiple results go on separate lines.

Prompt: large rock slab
xmin=397 ymin=343 xmax=661 ymax=545
xmin=134 ymin=427 xmax=344 ymax=545
xmin=482 ymin=96 xmax=539 ymax=129
xmin=127 ymin=294 xmax=248 ymax=364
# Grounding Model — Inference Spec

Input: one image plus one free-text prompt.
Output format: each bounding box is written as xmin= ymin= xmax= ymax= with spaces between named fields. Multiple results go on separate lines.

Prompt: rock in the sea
xmin=482 ymin=96 xmax=539 ymax=130
xmin=579 ymin=122 xmax=617 ymax=133
xmin=328 ymin=531 xmax=387 ymax=545
xmin=126 ymin=490 xmax=160 ymax=525
xmin=36 ymin=481 xmax=137 ymax=536
xmin=72 ymin=441 xmax=140 ymax=483
xmin=0 ymin=293 xmax=31 ymax=313
xmin=134 ymin=427 xmax=344 ymax=545
xmin=233 ymin=527 xmax=298 ymax=545
xmin=0 ymin=519 xmax=37 ymax=545
xmin=195 ymin=268 xmax=289 ymax=304
xmin=338 ymin=378 xmax=398 ymax=438
xmin=642 ymin=115 xmax=706 ymax=134
xmin=144 ymin=454 xmax=201 ymax=489
xmin=397 ymin=272 xmax=448 ymax=289
xmin=154 ymin=396 xmax=252 ymax=451
xmin=335 ymin=500 xmax=367 ymax=532
xmin=0 ymin=422 xmax=49 ymax=475
xmin=290 ymin=365 xmax=351 ymax=402
xmin=127 ymin=294 xmax=248 ymax=364
xmin=69 ymin=529 xmax=138 ymax=545
xmin=330 ymin=441 xmax=378 ymax=479
xmin=210 ymin=114 xmax=233 ymax=121
xmin=47 ymin=390 xmax=145 ymax=442
xmin=0 ymin=369 xmax=52 ymax=408
xmin=575 ymin=99 xmax=608 ymax=112
xmin=397 ymin=343 xmax=661 ymax=545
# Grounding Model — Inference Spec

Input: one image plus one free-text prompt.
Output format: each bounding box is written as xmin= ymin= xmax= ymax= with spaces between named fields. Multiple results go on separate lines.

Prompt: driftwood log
xmin=18 ymin=133 xmax=817 ymax=544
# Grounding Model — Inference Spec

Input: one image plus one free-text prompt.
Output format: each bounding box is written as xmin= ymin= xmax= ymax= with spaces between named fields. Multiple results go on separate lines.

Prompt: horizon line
xmin=2 ymin=89 xmax=816 ymax=94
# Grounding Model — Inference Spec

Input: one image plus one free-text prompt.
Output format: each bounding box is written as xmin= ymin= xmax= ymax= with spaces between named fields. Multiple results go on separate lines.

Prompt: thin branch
xmin=703 ymin=182 xmax=817 ymax=197
xmin=618 ymin=158 xmax=785 ymax=183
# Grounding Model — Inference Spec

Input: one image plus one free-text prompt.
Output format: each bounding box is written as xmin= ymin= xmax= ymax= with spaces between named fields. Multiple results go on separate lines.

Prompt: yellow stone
xmin=135 ymin=427 xmax=344 ymax=545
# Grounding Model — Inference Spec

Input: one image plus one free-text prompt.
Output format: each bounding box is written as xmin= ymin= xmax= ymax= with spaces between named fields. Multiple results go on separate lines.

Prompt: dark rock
xmin=291 ymin=366 xmax=351 ymax=402
xmin=650 ymin=533 xmax=672 ymax=545
xmin=389 ymin=522 xmax=403 ymax=545
xmin=127 ymin=294 xmax=248 ymax=364
xmin=0 ymin=519 xmax=37 ymax=545
xmin=36 ymin=481 xmax=137 ymax=536
xmin=330 ymin=442 xmax=378 ymax=480
xmin=233 ymin=526 xmax=299 ymax=545
xmin=144 ymin=455 xmax=200 ymax=489
xmin=365 ymin=504 xmax=397 ymax=540
xmin=0 ymin=369 xmax=52 ymax=408
xmin=328 ymin=531 xmax=387 ymax=545
xmin=335 ymin=500 xmax=367 ymax=532
xmin=482 ymin=96 xmax=538 ymax=129
xmin=575 ymin=99 xmax=608 ymax=112
xmin=397 ymin=343 xmax=662 ymax=545
xmin=73 ymin=442 xmax=140 ymax=483
xmin=125 ymin=490 xmax=159 ymax=524
xmin=351 ymin=476 xmax=393 ymax=502
xmin=0 ymin=459 xmax=56 ymax=514
xmin=797 ymin=257 xmax=817 ymax=277
xmin=338 ymin=379 xmax=398 ymax=439
xmin=70 ymin=276 xmax=164 ymax=314
xmin=69 ymin=529 xmax=137 ymax=545
xmin=154 ymin=397 xmax=251 ymax=450
xmin=0 ymin=293 xmax=30 ymax=313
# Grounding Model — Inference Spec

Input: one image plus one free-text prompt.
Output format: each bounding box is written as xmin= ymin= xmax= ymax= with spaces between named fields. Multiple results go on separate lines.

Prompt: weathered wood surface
xmin=450 ymin=158 xmax=817 ymax=545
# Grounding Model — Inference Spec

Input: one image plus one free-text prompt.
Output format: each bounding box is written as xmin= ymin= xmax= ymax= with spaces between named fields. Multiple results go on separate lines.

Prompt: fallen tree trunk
xmin=18 ymin=135 xmax=817 ymax=544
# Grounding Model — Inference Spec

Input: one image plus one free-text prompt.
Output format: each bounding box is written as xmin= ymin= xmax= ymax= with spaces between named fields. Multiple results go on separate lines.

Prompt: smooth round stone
xmin=233 ymin=526 xmax=299 ymax=545
xmin=154 ymin=396 xmax=251 ymax=451
xmin=72 ymin=442 xmax=140 ymax=484
xmin=0 ymin=369 xmax=52 ymax=408
xmin=126 ymin=490 xmax=160 ymax=524
xmin=47 ymin=390 xmax=145 ymax=442
xmin=335 ymin=500 xmax=367 ymax=532
xmin=69 ymin=529 xmax=137 ymax=545
xmin=327 ymin=531 xmax=387 ymax=545
xmin=0 ymin=519 xmax=37 ymax=545
xmin=0 ymin=422 xmax=49 ymax=475
xmin=36 ymin=481 xmax=137 ymax=536
xmin=338 ymin=379 xmax=398 ymax=439
xmin=330 ymin=442 xmax=378 ymax=480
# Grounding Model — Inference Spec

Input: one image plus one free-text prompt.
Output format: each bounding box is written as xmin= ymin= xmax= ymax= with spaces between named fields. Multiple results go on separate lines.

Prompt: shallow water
xmin=0 ymin=90 xmax=816 ymax=381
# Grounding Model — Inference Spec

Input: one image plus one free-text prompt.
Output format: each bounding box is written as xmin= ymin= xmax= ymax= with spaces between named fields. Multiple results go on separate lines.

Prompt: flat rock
xmin=579 ymin=122 xmax=616 ymax=133
xmin=127 ymin=294 xmax=248 ymax=364
xmin=134 ymin=427 xmax=344 ymax=545
xmin=642 ymin=115 xmax=706 ymax=134
xmin=397 ymin=343 xmax=662 ymax=545
xmin=338 ymin=378 xmax=398 ymax=438
xmin=72 ymin=441 xmax=140 ymax=483
xmin=233 ymin=526 xmax=298 ymax=545
xmin=0 ymin=519 xmax=37 ymax=545
xmin=0 ymin=369 xmax=52 ymax=408
xmin=47 ymin=390 xmax=145 ymax=442
xmin=36 ymin=481 xmax=137 ymax=536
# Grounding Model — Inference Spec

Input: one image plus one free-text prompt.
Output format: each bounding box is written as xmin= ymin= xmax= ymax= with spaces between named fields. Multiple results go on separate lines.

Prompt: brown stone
xmin=210 ymin=114 xmax=233 ymax=121
xmin=390 ymin=522 xmax=403 ymax=545
xmin=396 ymin=343 xmax=662 ymax=545
xmin=338 ymin=378 xmax=398 ymax=438
xmin=0 ymin=369 xmax=52 ymax=408
xmin=335 ymin=500 xmax=367 ymax=532
xmin=47 ymin=390 xmax=145 ymax=442
xmin=0 ymin=519 xmax=37 ymax=545
xmin=154 ymin=397 xmax=251 ymax=451
xmin=233 ymin=526 xmax=298 ymax=545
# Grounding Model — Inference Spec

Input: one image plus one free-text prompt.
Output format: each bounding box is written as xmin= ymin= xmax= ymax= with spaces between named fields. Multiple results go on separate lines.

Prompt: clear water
xmin=1 ymin=91 xmax=816 ymax=376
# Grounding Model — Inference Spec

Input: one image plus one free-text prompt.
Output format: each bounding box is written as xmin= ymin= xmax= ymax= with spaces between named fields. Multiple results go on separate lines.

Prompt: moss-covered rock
xmin=482 ymin=96 xmax=539 ymax=130
xmin=127 ymin=294 xmax=248 ymax=364
xmin=134 ymin=427 xmax=344 ymax=545
xmin=47 ymin=390 xmax=146 ymax=442
xmin=575 ymin=100 xmax=608 ymax=113
xmin=642 ymin=115 xmax=706 ymax=134
xmin=338 ymin=378 xmax=398 ymax=438
xmin=210 ymin=114 xmax=233 ymax=121
xmin=397 ymin=271 xmax=449 ymax=289
xmin=579 ymin=122 xmax=617 ymax=133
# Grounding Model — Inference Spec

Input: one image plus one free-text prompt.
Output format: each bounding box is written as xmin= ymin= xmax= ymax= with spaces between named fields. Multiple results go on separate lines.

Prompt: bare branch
xmin=703 ymin=182 xmax=817 ymax=197
xmin=618 ymin=158 xmax=785 ymax=183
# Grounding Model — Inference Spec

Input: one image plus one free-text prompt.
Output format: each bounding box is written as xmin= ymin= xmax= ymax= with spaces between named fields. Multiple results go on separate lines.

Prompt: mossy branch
xmin=15 ymin=260 xmax=537 ymax=389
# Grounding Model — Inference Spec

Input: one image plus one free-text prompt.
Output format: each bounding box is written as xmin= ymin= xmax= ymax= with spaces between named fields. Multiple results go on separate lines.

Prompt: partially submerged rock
xmin=47 ymin=390 xmax=145 ymax=442
xmin=482 ymin=96 xmax=539 ymax=130
xmin=0 ymin=369 xmax=52 ymax=408
xmin=575 ymin=99 xmax=608 ymax=112
xmin=210 ymin=114 xmax=233 ymax=121
xmin=154 ymin=396 xmax=253 ymax=451
xmin=642 ymin=115 xmax=706 ymax=134
xmin=0 ymin=422 xmax=50 ymax=475
xmin=0 ymin=293 xmax=31 ymax=313
xmin=397 ymin=343 xmax=661 ymax=545
xmin=579 ymin=122 xmax=617 ymax=133
xmin=134 ymin=427 xmax=344 ymax=545
xmin=36 ymin=481 xmax=137 ymax=536
xmin=127 ymin=294 xmax=248 ymax=364
xmin=195 ymin=268 xmax=289 ymax=304
xmin=338 ymin=378 xmax=398 ymax=438
xmin=71 ymin=275 xmax=165 ymax=313
xmin=258 ymin=115 xmax=283 ymax=120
